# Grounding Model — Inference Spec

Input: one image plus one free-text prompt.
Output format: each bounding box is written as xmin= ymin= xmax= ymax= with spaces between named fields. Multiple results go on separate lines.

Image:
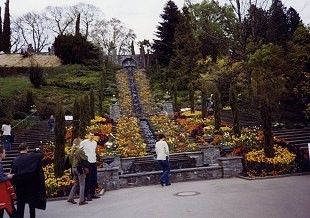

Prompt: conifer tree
xmin=29 ymin=64 xmax=44 ymax=88
xmin=229 ymin=85 xmax=240 ymax=136
xmin=213 ymin=86 xmax=222 ymax=131
xmin=2 ymin=0 xmax=10 ymax=53
xmin=54 ymin=100 xmax=66 ymax=177
xmin=153 ymin=0 xmax=180 ymax=67
xmin=84 ymin=95 xmax=91 ymax=127
xmin=201 ymin=84 xmax=207 ymax=119
xmin=79 ymin=97 xmax=87 ymax=138
xmin=75 ymin=13 xmax=80 ymax=36
xmin=90 ymin=87 xmax=95 ymax=119
xmin=25 ymin=90 xmax=35 ymax=114
xmin=72 ymin=97 xmax=81 ymax=140
xmin=0 ymin=7 xmax=3 ymax=52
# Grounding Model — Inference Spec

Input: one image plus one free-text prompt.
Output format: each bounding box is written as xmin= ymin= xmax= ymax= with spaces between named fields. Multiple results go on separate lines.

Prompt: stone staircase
xmin=2 ymin=119 xmax=55 ymax=173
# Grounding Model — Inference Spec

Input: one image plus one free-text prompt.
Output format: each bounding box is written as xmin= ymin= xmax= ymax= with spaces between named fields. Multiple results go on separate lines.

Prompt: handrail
xmin=11 ymin=110 xmax=38 ymax=130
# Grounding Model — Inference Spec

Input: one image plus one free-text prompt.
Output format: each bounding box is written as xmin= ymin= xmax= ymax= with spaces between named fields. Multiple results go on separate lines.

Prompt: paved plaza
xmin=5 ymin=175 xmax=309 ymax=218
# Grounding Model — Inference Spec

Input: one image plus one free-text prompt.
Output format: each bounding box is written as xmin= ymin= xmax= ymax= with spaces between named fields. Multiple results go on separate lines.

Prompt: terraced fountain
xmin=123 ymin=60 xmax=157 ymax=153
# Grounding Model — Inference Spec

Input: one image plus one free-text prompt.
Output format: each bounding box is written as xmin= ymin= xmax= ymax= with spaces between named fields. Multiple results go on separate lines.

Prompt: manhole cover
xmin=174 ymin=191 xmax=200 ymax=197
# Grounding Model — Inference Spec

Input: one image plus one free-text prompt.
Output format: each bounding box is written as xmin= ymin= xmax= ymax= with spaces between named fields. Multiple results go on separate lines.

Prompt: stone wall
xmin=218 ymin=156 xmax=243 ymax=178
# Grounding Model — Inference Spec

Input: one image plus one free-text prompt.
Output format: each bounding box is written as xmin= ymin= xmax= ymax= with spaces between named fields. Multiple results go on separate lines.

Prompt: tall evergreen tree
xmin=54 ymin=100 xmax=66 ymax=177
xmin=75 ymin=13 xmax=81 ymax=36
xmin=0 ymin=7 xmax=3 ymax=52
xmin=213 ymin=86 xmax=222 ymax=131
xmin=2 ymin=0 xmax=10 ymax=53
xmin=201 ymin=83 xmax=207 ymax=119
xmin=286 ymin=7 xmax=300 ymax=39
xmin=229 ymin=85 xmax=240 ymax=136
xmin=90 ymin=87 xmax=95 ymax=119
xmin=84 ymin=95 xmax=91 ymax=127
xmin=72 ymin=97 xmax=81 ymax=140
xmin=79 ymin=97 xmax=87 ymax=138
xmin=153 ymin=0 xmax=180 ymax=67
xmin=266 ymin=0 xmax=289 ymax=45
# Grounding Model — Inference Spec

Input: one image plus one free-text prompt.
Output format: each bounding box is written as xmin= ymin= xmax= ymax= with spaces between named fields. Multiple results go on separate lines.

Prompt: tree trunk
xmin=229 ymin=85 xmax=240 ymax=136
xmin=188 ymin=82 xmax=195 ymax=113
xmin=261 ymin=98 xmax=274 ymax=158
xmin=213 ymin=87 xmax=222 ymax=131
xmin=201 ymin=84 xmax=207 ymax=119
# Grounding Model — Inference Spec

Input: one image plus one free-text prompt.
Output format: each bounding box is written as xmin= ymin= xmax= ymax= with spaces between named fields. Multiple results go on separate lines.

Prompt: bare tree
xmin=45 ymin=5 xmax=75 ymax=35
xmin=16 ymin=12 xmax=50 ymax=52
xmin=90 ymin=18 xmax=136 ymax=55
xmin=72 ymin=3 xmax=102 ymax=39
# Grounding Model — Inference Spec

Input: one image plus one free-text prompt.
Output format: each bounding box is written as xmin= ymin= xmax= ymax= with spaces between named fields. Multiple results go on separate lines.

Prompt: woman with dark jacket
xmin=0 ymin=147 xmax=18 ymax=218
xmin=11 ymin=143 xmax=46 ymax=218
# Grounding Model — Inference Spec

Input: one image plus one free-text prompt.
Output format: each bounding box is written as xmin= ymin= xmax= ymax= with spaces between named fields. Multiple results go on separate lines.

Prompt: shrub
xmin=53 ymin=34 xmax=102 ymax=65
xmin=29 ymin=64 xmax=44 ymax=88
xmin=13 ymin=111 xmax=27 ymax=120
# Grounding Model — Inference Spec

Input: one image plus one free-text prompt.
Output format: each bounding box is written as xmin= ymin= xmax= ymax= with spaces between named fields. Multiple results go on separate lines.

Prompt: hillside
xmin=0 ymin=54 xmax=62 ymax=67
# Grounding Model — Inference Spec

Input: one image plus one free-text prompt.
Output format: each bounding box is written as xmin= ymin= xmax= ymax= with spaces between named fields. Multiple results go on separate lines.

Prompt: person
xmin=0 ymin=147 xmax=18 ymax=218
xmin=80 ymin=131 xmax=100 ymax=201
xmin=11 ymin=143 xmax=46 ymax=218
xmin=155 ymin=134 xmax=171 ymax=186
xmin=47 ymin=115 xmax=55 ymax=134
xmin=1 ymin=119 xmax=12 ymax=151
xmin=67 ymin=138 xmax=88 ymax=206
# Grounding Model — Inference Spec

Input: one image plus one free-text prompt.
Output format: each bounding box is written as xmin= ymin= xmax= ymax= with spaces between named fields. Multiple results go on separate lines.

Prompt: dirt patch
xmin=0 ymin=54 xmax=62 ymax=67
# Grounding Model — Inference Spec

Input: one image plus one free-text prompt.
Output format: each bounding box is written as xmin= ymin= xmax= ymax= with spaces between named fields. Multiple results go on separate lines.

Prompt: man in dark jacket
xmin=11 ymin=143 xmax=46 ymax=218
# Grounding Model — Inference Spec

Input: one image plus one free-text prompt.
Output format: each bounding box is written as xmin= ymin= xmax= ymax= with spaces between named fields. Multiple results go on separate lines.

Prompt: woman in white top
xmin=1 ymin=119 xmax=12 ymax=151
xmin=155 ymin=134 xmax=171 ymax=186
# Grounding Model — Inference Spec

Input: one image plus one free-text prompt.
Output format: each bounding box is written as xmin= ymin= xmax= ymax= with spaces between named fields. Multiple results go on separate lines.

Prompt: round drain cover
xmin=174 ymin=191 xmax=200 ymax=197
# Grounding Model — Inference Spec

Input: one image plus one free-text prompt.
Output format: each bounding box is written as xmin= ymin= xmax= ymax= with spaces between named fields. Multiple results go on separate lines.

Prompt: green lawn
xmin=0 ymin=77 xmax=31 ymax=97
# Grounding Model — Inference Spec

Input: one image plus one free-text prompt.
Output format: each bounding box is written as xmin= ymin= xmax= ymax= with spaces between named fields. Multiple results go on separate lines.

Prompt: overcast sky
xmin=1 ymin=0 xmax=310 ymax=42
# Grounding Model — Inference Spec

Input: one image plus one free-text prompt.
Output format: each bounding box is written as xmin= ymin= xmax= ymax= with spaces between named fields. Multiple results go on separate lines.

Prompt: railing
xmin=11 ymin=109 xmax=38 ymax=130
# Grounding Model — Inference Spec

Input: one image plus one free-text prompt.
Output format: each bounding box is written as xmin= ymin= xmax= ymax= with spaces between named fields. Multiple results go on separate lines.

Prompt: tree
xmin=44 ymin=5 xmax=75 ymax=35
xmin=190 ymin=0 xmax=234 ymax=61
xmin=79 ymin=96 xmax=87 ymax=138
xmin=249 ymin=43 xmax=289 ymax=157
xmin=90 ymin=87 xmax=95 ymax=119
xmin=54 ymin=100 xmax=66 ymax=177
xmin=201 ymin=82 xmax=207 ymax=119
xmin=0 ymin=7 xmax=3 ymax=52
xmin=229 ymin=85 xmax=240 ymax=136
xmin=53 ymin=34 xmax=101 ymax=65
xmin=84 ymin=95 xmax=91 ymax=127
xmin=72 ymin=97 xmax=81 ymax=140
xmin=188 ymin=82 xmax=195 ymax=113
xmin=213 ymin=86 xmax=222 ymax=131
xmin=15 ymin=12 xmax=50 ymax=52
xmin=29 ymin=64 xmax=44 ymax=88
xmin=90 ymin=18 xmax=136 ymax=55
xmin=266 ymin=0 xmax=289 ymax=46
xmin=169 ymin=7 xmax=201 ymax=110
xmin=25 ymin=90 xmax=35 ymax=114
xmin=98 ymin=58 xmax=108 ymax=116
xmin=2 ymin=0 xmax=10 ymax=53
xmin=153 ymin=0 xmax=180 ymax=67
xmin=75 ymin=13 xmax=80 ymax=36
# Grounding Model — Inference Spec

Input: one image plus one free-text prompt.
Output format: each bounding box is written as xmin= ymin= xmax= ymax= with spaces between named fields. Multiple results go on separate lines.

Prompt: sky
xmin=1 ymin=0 xmax=310 ymax=42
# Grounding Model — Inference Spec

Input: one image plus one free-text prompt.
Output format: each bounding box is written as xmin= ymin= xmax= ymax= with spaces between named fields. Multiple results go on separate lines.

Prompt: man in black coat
xmin=11 ymin=143 xmax=46 ymax=218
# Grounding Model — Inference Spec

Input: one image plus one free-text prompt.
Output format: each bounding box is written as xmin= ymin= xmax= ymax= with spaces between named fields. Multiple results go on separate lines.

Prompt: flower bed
xmin=116 ymin=71 xmax=133 ymax=116
xmin=149 ymin=115 xmax=197 ymax=152
xmin=135 ymin=70 xmax=156 ymax=114
xmin=244 ymin=145 xmax=297 ymax=177
xmin=115 ymin=117 xmax=147 ymax=157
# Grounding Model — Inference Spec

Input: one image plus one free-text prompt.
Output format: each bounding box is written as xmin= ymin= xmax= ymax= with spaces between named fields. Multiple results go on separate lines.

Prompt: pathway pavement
xmin=5 ymin=175 xmax=310 ymax=218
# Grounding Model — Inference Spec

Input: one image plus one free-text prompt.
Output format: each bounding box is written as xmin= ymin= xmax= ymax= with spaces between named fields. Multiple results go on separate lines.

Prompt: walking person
xmin=80 ymin=131 xmax=100 ymax=201
xmin=1 ymin=119 xmax=12 ymax=151
xmin=47 ymin=115 xmax=55 ymax=134
xmin=0 ymin=147 xmax=18 ymax=218
xmin=155 ymin=134 xmax=171 ymax=186
xmin=11 ymin=143 xmax=46 ymax=218
xmin=67 ymin=138 xmax=88 ymax=206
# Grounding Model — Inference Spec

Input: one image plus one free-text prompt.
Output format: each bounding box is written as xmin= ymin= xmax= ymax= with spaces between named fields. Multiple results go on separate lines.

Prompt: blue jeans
xmin=2 ymin=135 xmax=11 ymax=151
xmin=158 ymin=158 xmax=170 ymax=185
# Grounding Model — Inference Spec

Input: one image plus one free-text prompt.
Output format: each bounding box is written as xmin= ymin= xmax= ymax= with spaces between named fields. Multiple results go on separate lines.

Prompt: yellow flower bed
xmin=116 ymin=71 xmax=133 ymax=116
xmin=115 ymin=117 xmax=147 ymax=157
xmin=245 ymin=145 xmax=297 ymax=177
xmin=43 ymin=164 xmax=74 ymax=198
